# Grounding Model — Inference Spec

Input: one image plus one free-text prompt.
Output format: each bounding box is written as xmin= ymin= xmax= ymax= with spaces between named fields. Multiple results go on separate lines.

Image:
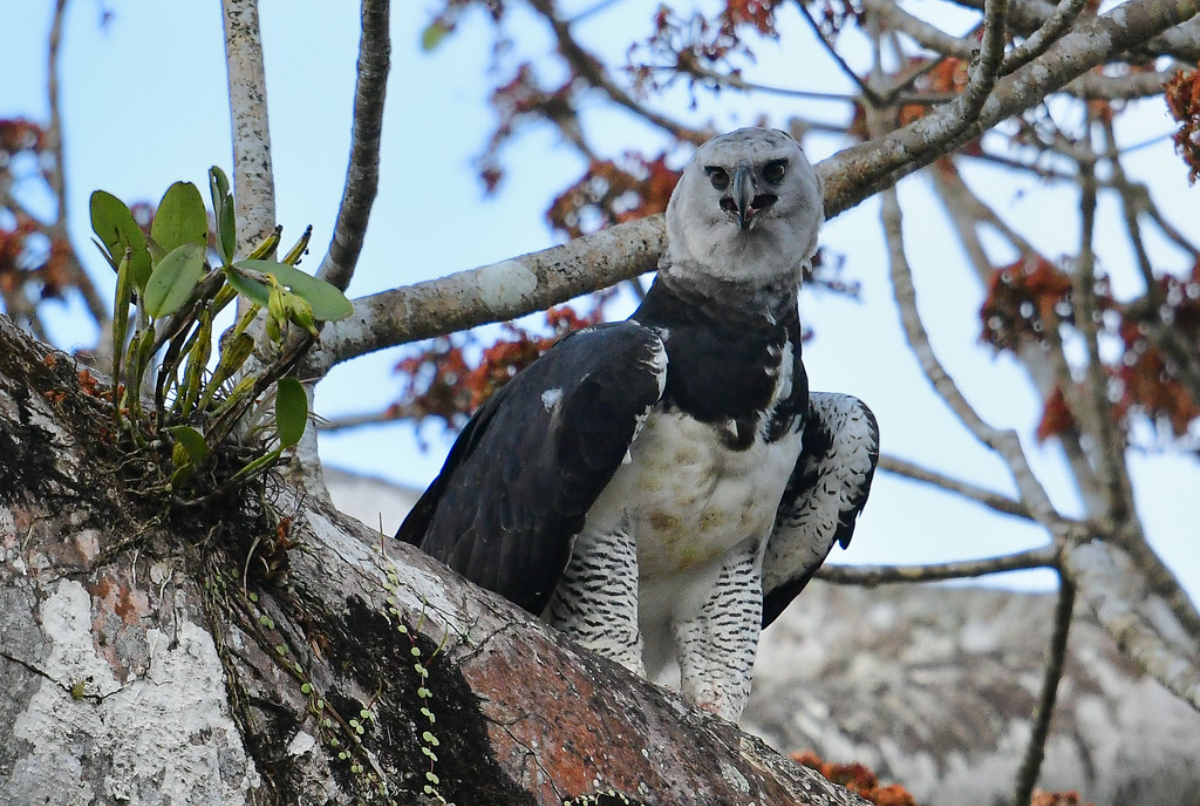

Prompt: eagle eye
xmin=705 ymin=166 xmax=729 ymax=191
xmin=763 ymin=159 xmax=788 ymax=185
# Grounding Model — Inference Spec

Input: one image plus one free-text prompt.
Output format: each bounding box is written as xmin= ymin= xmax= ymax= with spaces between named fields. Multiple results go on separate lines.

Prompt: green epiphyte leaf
xmin=233 ymin=259 xmax=353 ymax=321
xmin=90 ymin=190 xmax=152 ymax=288
xmin=166 ymin=425 xmax=210 ymax=465
xmin=218 ymin=202 xmax=236 ymax=263
xmin=151 ymin=182 xmax=208 ymax=255
xmin=209 ymin=165 xmax=230 ymax=202
xmin=209 ymin=166 xmax=236 ymax=264
xmin=223 ymin=264 xmax=271 ymax=308
xmin=274 ymin=377 xmax=308 ymax=449
xmin=144 ymin=242 xmax=206 ymax=318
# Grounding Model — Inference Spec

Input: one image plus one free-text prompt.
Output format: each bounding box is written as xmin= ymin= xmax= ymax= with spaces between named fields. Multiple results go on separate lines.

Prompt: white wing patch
xmin=541 ymin=387 xmax=563 ymax=412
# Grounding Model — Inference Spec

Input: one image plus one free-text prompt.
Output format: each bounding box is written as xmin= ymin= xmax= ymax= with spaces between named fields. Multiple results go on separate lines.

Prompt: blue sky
xmin=4 ymin=0 xmax=1198 ymax=597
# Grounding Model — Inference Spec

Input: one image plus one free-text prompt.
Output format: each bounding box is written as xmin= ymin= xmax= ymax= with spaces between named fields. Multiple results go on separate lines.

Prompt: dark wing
xmin=396 ymin=322 xmax=667 ymax=615
xmin=761 ymin=392 xmax=879 ymax=628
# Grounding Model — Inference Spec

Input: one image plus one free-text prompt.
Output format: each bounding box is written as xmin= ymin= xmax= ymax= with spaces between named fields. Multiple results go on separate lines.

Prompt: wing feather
xmin=761 ymin=392 xmax=879 ymax=627
xmin=397 ymin=322 xmax=666 ymax=614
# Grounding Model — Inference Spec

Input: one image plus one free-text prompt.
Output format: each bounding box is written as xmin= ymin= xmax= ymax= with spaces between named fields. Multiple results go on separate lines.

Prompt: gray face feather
xmin=664 ymin=128 xmax=824 ymax=287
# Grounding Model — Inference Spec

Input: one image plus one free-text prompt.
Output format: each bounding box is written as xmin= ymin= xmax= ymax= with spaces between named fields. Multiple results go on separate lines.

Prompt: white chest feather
xmin=629 ymin=414 xmax=800 ymax=577
xmin=584 ymin=342 xmax=802 ymax=579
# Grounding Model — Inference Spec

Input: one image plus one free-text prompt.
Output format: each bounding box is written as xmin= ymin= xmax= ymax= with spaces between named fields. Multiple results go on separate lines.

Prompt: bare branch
xmin=1067 ymin=69 xmax=1179 ymax=101
xmin=312 ymin=215 xmax=666 ymax=370
xmin=316 ymin=0 xmax=390 ymax=292
xmin=1103 ymin=120 xmax=1200 ymax=410
xmin=1065 ymin=539 xmax=1200 ymax=711
xmin=879 ymin=454 xmax=1034 ymax=520
xmin=866 ymin=0 xmax=976 ymax=60
xmin=528 ymin=0 xmax=704 ymax=144
xmin=46 ymin=0 xmax=110 ymax=334
xmin=1072 ymin=153 xmax=1136 ymax=521
xmin=882 ymin=185 xmax=1063 ymax=529
xmin=1011 ymin=571 xmax=1076 ymax=806
xmin=1117 ymin=526 xmax=1200 ymax=641
xmin=1142 ymin=189 xmax=1200 ymax=258
xmin=316 ymin=408 xmax=403 ymax=432
xmin=222 ymin=0 xmax=276 ymax=255
xmin=928 ymin=161 xmax=1038 ymax=264
xmin=798 ymin=0 xmax=883 ymax=105
xmin=816 ymin=545 xmax=1060 ymax=586
xmin=823 ymin=0 xmax=1200 ymax=218
xmin=927 ymin=162 xmax=1108 ymax=506
xmin=642 ymin=62 xmax=860 ymax=103
xmin=954 ymin=0 xmax=1200 ymax=60
xmin=1002 ymin=0 xmax=1090 ymax=74
xmin=45 ymin=0 xmax=69 ymax=241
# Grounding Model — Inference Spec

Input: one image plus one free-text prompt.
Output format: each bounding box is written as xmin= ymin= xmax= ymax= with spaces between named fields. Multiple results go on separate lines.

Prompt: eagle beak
xmin=733 ymin=163 xmax=754 ymax=231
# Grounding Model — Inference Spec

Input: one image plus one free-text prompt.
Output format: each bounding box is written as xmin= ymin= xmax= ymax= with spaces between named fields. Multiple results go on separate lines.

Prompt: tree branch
xmin=222 ymin=0 xmax=276 ymax=255
xmin=798 ymin=0 xmax=884 ymax=105
xmin=816 ymin=545 xmax=1060 ymax=586
xmin=879 ymin=454 xmax=1034 ymax=520
xmin=1002 ymin=0 xmax=1090 ymax=74
xmin=0 ymin=313 xmax=877 ymax=804
xmin=1072 ymin=152 xmax=1136 ymax=522
xmin=1064 ymin=539 xmax=1200 ymax=711
xmin=1011 ymin=571 xmax=1076 ymax=806
xmin=822 ymin=0 xmax=1200 ymax=219
xmin=311 ymin=214 xmax=666 ymax=370
xmin=961 ymin=0 xmax=1010 ymax=119
xmin=881 ymin=184 xmax=1063 ymax=529
xmin=1103 ymin=119 xmax=1200 ymax=409
xmin=527 ymin=0 xmax=704 ymax=144
xmin=926 ymin=161 xmax=1107 ymax=506
xmin=1066 ymin=69 xmax=1181 ymax=101
xmin=865 ymin=0 xmax=977 ymax=60
xmin=954 ymin=0 xmax=1200 ymax=59
xmin=300 ymin=0 xmax=1200 ymax=379
xmin=315 ymin=0 xmax=390 ymax=292
xmin=46 ymin=0 xmax=110 ymax=334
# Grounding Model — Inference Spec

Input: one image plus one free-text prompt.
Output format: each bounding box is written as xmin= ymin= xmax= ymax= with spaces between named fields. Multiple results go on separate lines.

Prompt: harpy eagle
xmin=398 ymin=127 xmax=879 ymax=721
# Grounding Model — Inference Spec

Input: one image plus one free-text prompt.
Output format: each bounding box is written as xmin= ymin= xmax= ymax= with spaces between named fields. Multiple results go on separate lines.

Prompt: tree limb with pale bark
xmin=2 ymin=0 xmax=1200 ymax=803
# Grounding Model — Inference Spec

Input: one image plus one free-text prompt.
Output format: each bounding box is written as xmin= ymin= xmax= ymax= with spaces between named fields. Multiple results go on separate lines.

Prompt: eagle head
xmin=664 ymin=128 xmax=824 ymax=288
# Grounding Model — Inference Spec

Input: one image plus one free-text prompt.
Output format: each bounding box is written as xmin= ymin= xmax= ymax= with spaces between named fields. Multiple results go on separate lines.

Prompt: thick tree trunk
xmin=0 ymin=313 xmax=863 ymax=805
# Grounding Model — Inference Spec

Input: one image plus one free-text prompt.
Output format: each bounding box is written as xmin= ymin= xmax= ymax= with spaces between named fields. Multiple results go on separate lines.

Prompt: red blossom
xmin=790 ymin=751 xmax=919 ymax=806
xmin=1164 ymin=62 xmax=1200 ymax=183
xmin=980 ymin=254 xmax=1076 ymax=352
xmin=1030 ymin=792 xmax=1094 ymax=806
xmin=546 ymin=152 xmax=680 ymax=239
xmin=478 ymin=63 xmax=577 ymax=194
xmin=0 ymin=117 xmax=46 ymax=155
xmin=720 ymin=0 xmax=786 ymax=37
xmin=1036 ymin=384 xmax=1078 ymax=443
xmin=1113 ymin=267 xmax=1200 ymax=437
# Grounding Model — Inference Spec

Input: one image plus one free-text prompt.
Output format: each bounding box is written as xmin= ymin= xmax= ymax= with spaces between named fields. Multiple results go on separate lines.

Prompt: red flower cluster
xmin=790 ymin=750 xmax=919 ymax=806
xmin=1165 ymin=63 xmax=1200 ymax=184
xmin=980 ymin=254 xmax=1076 ymax=352
xmin=547 ymin=153 xmax=680 ymax=239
